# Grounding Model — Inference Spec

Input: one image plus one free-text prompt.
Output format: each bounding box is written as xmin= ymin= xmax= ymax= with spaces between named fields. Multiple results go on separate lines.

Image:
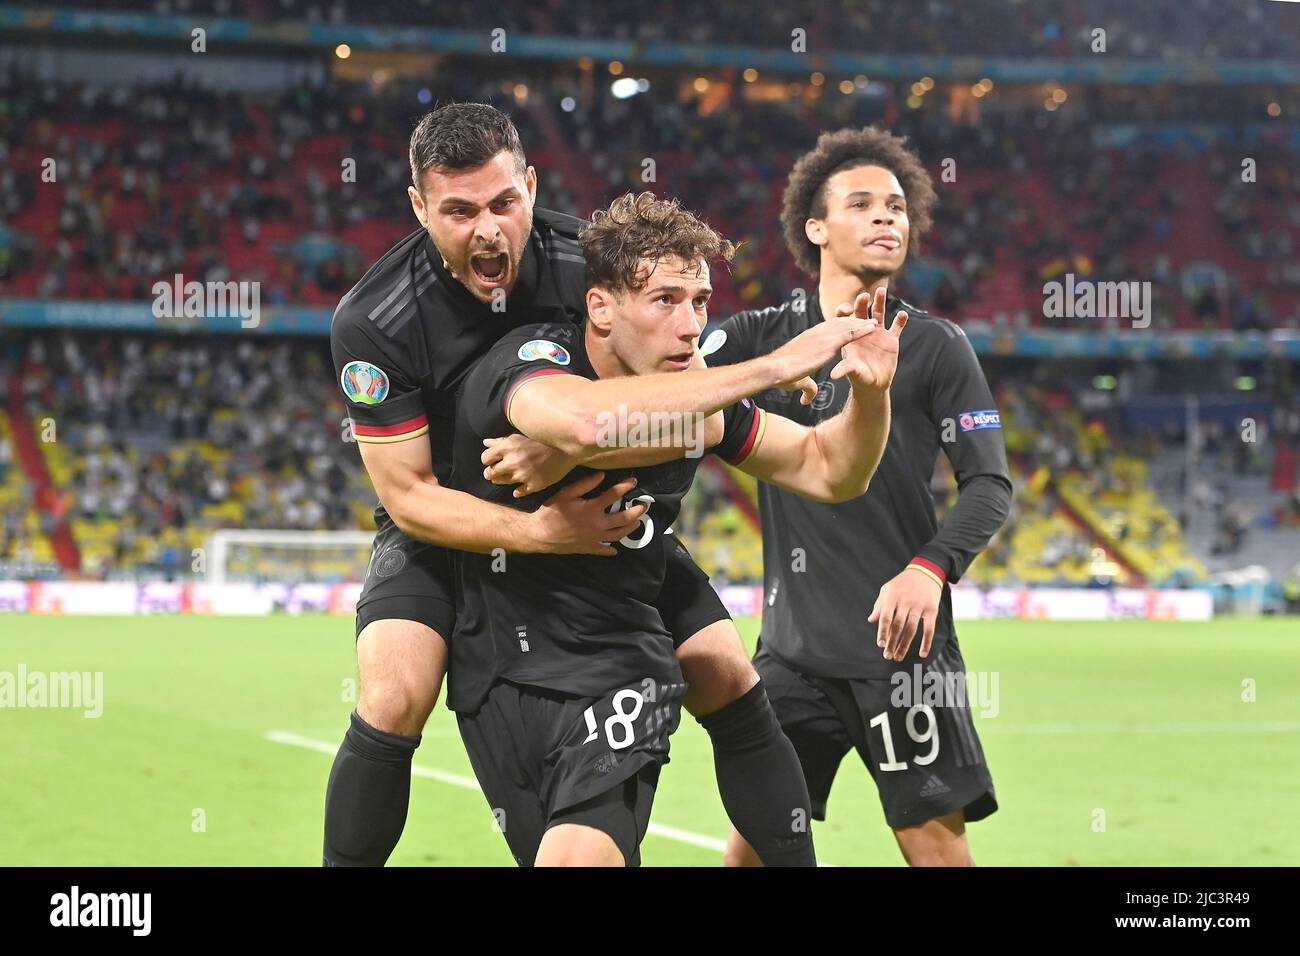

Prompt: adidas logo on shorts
xmin=919 ymin=774 xmax=951 ymax=798
xmin=594 ymin=753 xmax=620 ymax=776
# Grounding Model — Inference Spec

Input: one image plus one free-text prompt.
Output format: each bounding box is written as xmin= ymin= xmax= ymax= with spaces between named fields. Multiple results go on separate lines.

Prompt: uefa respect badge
xmin=958 ymin=409 xmax=1002 ymax=431
xmin=517 ymin=339 xmax=571 ymax=365
xmin=340 ymin=361 xmax=390 ymax=405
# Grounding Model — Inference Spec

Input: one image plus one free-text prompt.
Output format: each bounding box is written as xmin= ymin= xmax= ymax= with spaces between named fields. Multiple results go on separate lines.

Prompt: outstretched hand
xmin=769 ymin=313 xmax=876 ymax=405
xmin=829 ymin=287 xmax=908 ymax=391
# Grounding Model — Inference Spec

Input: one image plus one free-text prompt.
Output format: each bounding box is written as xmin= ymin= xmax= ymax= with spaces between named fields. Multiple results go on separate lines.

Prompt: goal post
xmin=206 ymin=529 xmax=376 ymax=586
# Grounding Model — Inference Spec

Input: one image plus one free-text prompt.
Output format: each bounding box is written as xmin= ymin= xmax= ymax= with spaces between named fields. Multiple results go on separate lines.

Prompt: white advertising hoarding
xmin=0 ymin=582 xmax=1215 ymax=621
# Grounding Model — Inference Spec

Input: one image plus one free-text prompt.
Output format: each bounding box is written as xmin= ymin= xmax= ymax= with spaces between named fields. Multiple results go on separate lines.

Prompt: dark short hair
xmin=408 ymin=102 xmax=526 ymax=191
xmin=781 ymin=126 xmax=937 ymax=275
xmin=581 ymin=191 xmax=735 ymax=298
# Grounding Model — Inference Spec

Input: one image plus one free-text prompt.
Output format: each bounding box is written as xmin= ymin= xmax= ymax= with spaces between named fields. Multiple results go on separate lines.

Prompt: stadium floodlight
xmin=611 ymin=77 xmax=640 ymax=99
xmin=206 ymin=529 xmax=376 ymax=587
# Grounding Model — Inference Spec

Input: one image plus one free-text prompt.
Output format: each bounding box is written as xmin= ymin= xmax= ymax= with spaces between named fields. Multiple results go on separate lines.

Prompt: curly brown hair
xmin=581 ymin=191 xmax=735 ymax=297
xmin=781 ymin=127 xmax=937 ymax=275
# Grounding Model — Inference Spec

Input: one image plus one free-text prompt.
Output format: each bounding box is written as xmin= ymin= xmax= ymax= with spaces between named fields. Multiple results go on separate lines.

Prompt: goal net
xmin=205 ymin=529 xmax=376 ymax=586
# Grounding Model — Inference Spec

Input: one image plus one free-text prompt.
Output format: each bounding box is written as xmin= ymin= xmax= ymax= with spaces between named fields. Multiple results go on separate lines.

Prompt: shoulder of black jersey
xmin=530 ymin=208 xmax=587 ymax=238
xmin=737 ymin=302 xmax=790 ymax=324
xmin=470 ymin=322 xmax=584 ymax=415
xmin=490 ymin=320 xmax=583 ymax=354
xmin=892 ymin=297 xmax=965 ymax=340
xmin=725 ymin=296 xmax=800 ymax=332
xmin=533 ymin=209 xmax=588 ymax=311
xmin=711 ymin=296 xmax=808 ymax=358
xmin=535 ymin=206 xmax=587 ymax=256
xmin=331 ymin=227 xmax=436 ymax=340
xmin=478 ymin=327 xmax=579 ymax=374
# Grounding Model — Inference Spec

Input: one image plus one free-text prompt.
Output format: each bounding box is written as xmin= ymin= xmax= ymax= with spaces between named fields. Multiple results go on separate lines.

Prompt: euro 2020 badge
xmin=517 ymin=339 xmax=571 ymax=365
xmin=341 ymin=361 xmax=390 ymax=405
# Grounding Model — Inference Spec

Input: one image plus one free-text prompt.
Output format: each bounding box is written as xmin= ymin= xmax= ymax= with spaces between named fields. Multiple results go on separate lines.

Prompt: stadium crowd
xmin=3 ymin=325 xmax=1291 ymax=585
xmin=64 ymin=0 xmax=1300 ymax=59
xmin=2 ymin=9 xmax=1299 ymax=586
xmin=4 ymin=65 xmax=1299 ymax=328
xmin=8 ymin=333 xmax=362 ymax=576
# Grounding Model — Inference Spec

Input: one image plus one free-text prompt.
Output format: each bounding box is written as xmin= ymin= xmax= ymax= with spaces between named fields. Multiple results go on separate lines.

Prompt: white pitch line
xmin=977 ymin=720 xmax=1300 ymax=735
xmin=644 ymin=822 xmax=726 ymax=852
xmin=265 ymin=730 xmax=729 ymax=854
xmin=267 ymin=730 xmax=480 ymax=788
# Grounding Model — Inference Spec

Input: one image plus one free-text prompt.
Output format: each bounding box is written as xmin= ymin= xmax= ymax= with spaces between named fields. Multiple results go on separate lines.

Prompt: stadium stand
xmin=0 ymin=6 xmax=1296 ymax=603
xmin=4 ymin=66 xmax=1300 ymax=326
xmin=6 ymin=333 xmax=369 ymax=579
xmin=60 ymin=0 xmax=1300 ymax=59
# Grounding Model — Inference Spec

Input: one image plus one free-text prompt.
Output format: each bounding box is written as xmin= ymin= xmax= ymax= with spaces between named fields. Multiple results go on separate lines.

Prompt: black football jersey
xmin=329 ymin=208 xmax=589 ymax=484
xmin=447 ymin=321 xmax=764 ymax=712
xmin=705 ymin=290 xmax=1012 ymax=679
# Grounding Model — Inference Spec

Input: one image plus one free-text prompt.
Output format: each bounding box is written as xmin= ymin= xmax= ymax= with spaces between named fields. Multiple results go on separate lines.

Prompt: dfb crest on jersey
xmin=373 ymin=546 xmax=408 ymax=578
xmin=812 ymin=380 xmax=836 ymax=410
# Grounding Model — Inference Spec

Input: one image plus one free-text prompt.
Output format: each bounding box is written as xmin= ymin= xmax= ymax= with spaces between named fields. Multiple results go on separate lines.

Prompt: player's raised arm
xmin=505 ymin=315 xmax=871 ymax=457
xmin=483 ymin=347 xmax=728 ymax=496
xmin=333 ymin=312 xmax=643 ymax=556
xmin=481 ymin=415 xmax=725 ymax=498
xmin=728 ymin=289 xmax=904 ymax=502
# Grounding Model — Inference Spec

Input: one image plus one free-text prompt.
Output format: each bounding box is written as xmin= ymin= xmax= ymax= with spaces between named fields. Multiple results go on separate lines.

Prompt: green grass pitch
xmin=3 ymin=615 xmax=1298 ymax=866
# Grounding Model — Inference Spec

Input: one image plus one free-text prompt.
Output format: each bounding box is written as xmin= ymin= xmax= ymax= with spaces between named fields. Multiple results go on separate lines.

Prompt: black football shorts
xmin=354 ymin=509 xmax=456 ymax=640
xmin=754 ymin=640 xmax=997 ymax=831
xmin=658 ymin=536 xmax=731 ymax=648
xmin=457 ymin=677 xmax=686 ymax=866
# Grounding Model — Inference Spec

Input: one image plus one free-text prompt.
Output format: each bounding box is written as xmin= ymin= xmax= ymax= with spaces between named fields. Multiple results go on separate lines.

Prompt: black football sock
xmin=322 ymin=710 xmax=421 ymax=866
xmin=698 ymin=680 xmax=816 ymax=867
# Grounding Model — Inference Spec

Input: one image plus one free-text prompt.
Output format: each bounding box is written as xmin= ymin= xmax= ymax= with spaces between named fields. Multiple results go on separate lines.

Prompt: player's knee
xmin=535 ymin=825 xmax=625 ymax=867
xmin=686 ymin=665 xmax=759 ymax=717
xmin=355 ymin=620 xmax=446 ymax=735
xmin=723 ymin=827 xmax=764 ymax=867
xmin=678 ymin=623 xmax=759 ymax=716
xmin=906 ymin=848 xmax=974 ymax=867
xmin=358 ymin=676 xmax=437 ymax=736
xmin=897 ymin=831 xmax=974 ymax=867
